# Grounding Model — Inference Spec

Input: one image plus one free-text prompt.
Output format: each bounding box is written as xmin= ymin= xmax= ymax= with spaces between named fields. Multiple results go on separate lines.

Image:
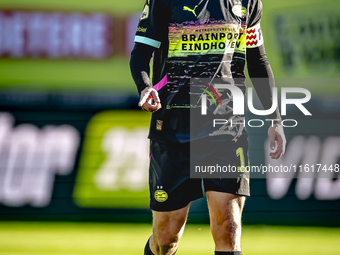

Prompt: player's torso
xmin=155 ymin=0 xmax=250 ymax=108
xmin=150 ymin=0 xmax=252 ymax=143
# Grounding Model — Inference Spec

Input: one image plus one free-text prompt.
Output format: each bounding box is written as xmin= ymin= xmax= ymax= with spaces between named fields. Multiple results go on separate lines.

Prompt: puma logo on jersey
xmin=183 ymin=5 xmax=198 ymax=17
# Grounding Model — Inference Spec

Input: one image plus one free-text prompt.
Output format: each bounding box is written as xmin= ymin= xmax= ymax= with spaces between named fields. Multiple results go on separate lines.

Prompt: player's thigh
xmin=206 ymin=191 xmax=245 ymax=225
xmin=202 ymin=138 xmax=248 ymax=230
xmin=152 ymin=204 xmax=190 ymax=244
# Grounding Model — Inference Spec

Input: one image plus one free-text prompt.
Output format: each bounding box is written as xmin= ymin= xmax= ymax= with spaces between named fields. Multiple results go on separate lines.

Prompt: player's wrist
xmin=138 ymin=84 xmax=153 ymax=96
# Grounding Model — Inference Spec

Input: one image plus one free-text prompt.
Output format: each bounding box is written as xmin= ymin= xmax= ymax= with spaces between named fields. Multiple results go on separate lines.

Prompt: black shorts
xmin=149 ymin=137 xmax=250 ymax=211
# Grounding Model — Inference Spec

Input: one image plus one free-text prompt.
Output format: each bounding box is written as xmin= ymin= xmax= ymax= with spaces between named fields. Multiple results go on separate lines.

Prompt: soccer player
xmin=130 ymin=0 xmax=286 ymax=254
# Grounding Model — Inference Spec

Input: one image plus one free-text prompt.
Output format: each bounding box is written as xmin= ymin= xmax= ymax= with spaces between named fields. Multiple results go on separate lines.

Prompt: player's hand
xmin=139 ymin=87 xmax=162 ymax=113
xmin=268 ymin=124 xmax=286 ymax=159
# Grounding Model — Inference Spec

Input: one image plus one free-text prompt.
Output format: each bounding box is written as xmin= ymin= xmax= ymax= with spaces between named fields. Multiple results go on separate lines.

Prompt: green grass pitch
xmin=0 ymin=222 xmax=339 ymax=255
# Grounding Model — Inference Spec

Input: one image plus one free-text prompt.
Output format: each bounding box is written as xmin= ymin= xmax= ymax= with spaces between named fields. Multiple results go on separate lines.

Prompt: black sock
xmin=215 ymin=252 xmax=242 ymax=255
xmin=144 ymin=239 xmax=154 ymax=255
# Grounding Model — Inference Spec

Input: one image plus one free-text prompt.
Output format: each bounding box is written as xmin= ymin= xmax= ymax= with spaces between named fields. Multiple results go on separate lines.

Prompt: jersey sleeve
xmin=134 ymin=0 xmax=169 ymax=49
xmin=246 ymin=0 xmax=264 ymax=49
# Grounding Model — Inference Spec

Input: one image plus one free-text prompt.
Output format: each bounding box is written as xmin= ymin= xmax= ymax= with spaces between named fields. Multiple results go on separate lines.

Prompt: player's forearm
xmin=130 ymin=43 xmax=154 ymax=95
xmin=246 ymin=45 xmax=281 ymax=121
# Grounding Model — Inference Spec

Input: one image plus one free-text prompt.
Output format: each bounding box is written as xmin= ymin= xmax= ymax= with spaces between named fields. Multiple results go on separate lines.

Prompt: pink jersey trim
xmin=153 ymin=75 xmax=167 ymax=91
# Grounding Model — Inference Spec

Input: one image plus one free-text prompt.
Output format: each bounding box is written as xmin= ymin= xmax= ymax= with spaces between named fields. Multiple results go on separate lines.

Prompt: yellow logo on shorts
xmin=154 ymin=190 xmax=168 ymax=202
xmin=156 ymin=120 xmax=163 ymax=131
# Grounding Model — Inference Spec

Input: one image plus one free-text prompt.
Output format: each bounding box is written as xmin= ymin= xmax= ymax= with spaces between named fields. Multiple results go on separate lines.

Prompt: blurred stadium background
xmin=0 ymin=0 xmax=339 ymax=254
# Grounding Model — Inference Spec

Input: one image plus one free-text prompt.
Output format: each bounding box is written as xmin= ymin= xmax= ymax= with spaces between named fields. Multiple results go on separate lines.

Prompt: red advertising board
xmin=0 ymin=10 xmax=128 ymax=59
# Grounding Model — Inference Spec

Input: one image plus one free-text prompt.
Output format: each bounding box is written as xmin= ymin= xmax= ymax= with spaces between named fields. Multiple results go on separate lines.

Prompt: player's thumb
xmin=138 ymin=92 xmax=149 ymax=107
xmin=151 ymin=90 xmax=160 ymax=103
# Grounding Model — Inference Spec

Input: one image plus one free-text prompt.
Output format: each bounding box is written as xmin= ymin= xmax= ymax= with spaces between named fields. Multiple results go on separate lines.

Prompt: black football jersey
xmin=134 ymin=0 xmax=265 ymax=144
